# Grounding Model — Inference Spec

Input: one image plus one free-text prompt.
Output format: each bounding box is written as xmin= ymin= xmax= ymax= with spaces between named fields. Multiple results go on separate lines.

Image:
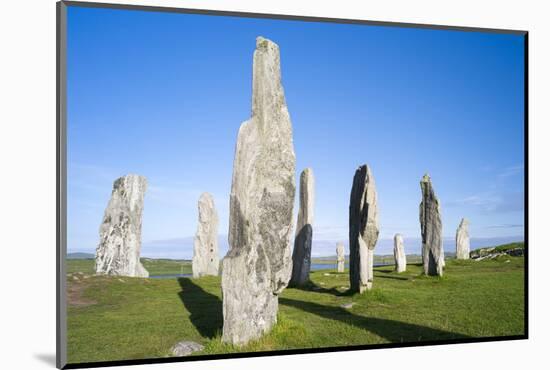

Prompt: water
xmin=149 ymin=263 xmax=393 ymax=279
xmin=310 ymin=263 xmax=392 ymax=271
xmin=310 ymin=263 xmax=347 ymax=271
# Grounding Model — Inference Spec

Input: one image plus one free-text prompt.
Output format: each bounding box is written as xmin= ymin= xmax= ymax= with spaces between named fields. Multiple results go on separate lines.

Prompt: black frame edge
xmin=63 ymin=335 xmax=528 ymax=369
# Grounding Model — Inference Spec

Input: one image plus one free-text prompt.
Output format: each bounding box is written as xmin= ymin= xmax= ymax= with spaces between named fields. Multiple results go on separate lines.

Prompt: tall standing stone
xmin=456 ymin=218 xmax=470 ymax=260
xmin=419 ymin=174 xmax=444 ymax=276
xmin=393 ymin=234 xmax=406 ymax=273
xmin=336 ymin=242 xmax=345 ymax=273
xmin=192 ymin=192 xmax=219 ymax=277
xmin=222 ymin=37 xmax=296 ymax=346
xmin=349 ymin=165 xmax=379 ymax=293
xmin=95 ymin=174 xmax=149 ymax=278
xmin=290 ymin=168 xmax=315 ymax=286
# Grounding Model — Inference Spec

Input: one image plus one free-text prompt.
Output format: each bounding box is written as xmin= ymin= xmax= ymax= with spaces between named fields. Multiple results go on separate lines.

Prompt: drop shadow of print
xmin=177 ymin=278 xmax=223 ymax=339
xmin=279 ymin=297 xmax=471 ymax=343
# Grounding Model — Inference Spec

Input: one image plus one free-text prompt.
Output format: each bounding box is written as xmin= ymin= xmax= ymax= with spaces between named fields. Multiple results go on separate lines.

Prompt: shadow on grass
xmin=291 ymin=281 xmax=354 ymax=297
xmin=280 ymin=297 xmax=471 ymax=343
xmin=375 ymin=274 xmax=409 ymax=281
xmin=177 ymin=278 xmax=222 ymax=339
xmin=376 ymin=268 xmax=396 ymax=274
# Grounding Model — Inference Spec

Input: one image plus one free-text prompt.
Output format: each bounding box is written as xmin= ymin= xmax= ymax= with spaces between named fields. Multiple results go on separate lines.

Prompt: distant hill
xmin=67 ymin=252 xmax=95 ymax=259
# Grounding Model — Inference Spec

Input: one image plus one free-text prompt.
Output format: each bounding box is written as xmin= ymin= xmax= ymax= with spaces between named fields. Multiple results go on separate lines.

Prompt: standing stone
xmin=349 ymin=165 xmax=379 ymax=293
xmin=222 ymin=37 xmax=296 ymax=346
xmin=290 ymin=168 xmax=315 ymax=286
xmin=393 ymin=234 xmax=406 ymax=273
xmin=419 ymin=174 xmax=444 ymax=276
xmin=192 ymin=193 xmax=219 ymax=277
xmin=95 ymin=174 xmax=149 ymax=278
xmin=336 ymin=242 xmax=345 ymax=273
xmin=456 ymin=218 xmax=470 ymax=260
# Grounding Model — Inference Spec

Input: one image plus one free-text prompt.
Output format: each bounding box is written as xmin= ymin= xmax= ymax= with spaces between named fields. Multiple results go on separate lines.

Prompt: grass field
xmin=66 ymin=256 xmax=525 ymax=364
xmin=67 ymin=258 xmax=192 ymax=276
xmin=68 ymin=256 xmax=407 ymax=274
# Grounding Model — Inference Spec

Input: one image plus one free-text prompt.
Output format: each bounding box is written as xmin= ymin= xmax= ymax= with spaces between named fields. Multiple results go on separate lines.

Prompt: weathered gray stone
xmin=471 ymin=246 xmax=523 ymax=261
xmin=222 ymin=37 xmax=296 ymax=346
xmin=455 ymin=218 xmax=470 ymax=260
xmin=192 ymin=193 xmax=220 ymax=278
xmin=349 ymin=165 xmax=379 ymax=293
xmin=419 ymin=174 xmax=444 ymax=276
xmin=290 ymin=168 xmax=315 ymax=286
xmin=95 ymin=174 xmax=149 ymax=278
xmin=171 ymin=341 xmax=204 ymax=356
xmin=336 ymin=242 xmax=345 ymax=273
xmin=393 ymin=233 xmax=406 ymax=273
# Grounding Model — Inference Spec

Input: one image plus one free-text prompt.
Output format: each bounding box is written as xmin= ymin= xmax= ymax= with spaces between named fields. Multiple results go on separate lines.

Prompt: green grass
xmin=66 ymin=258 xmax=192 ymax=276
xmin=67 ymin=257 xmax=524 ymax=364
xmin=66 ymin=259 xmax=95 ymax=274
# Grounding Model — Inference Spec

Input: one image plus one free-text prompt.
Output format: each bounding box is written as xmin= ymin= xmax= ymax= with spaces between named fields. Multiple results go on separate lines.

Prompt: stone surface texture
xmin=419 ymin=174 xmax=444 ymax=276
xmin=192 ymin=192 xmax=220 ymax=277
xmin=349 ymin=165 xmax=379 ymax=293
xmin=393 ymin=233 xmax=406 ymax=273
xmin=290 ymin=168 xmax=315 ymax=286
xmin=336 ymin=242 xmax=345 ymax=273
xmin=171 ymin=341 xmax=204 ymax=356
xmin=95 ymin=174 xmax=149 ymax=278
xmin=471 ymin=246 xmax=523 ymax=260
xmin=455 ymin=218 xmax=470 ymax=260
xmin=222 ymin=37 xmax=296 ymax=346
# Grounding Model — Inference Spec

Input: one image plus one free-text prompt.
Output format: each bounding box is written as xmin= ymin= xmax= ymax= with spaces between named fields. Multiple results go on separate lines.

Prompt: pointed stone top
xmin=421 ymin=173 xmax=431 ymax=183
xmin=251 ymin=36 xmax=286 ymax=126
xmin=256 ymin=36 xmax=277 ymax=50
xmin=112 ymin=174 xmax=147 ymax=197
xmin=354 ymin=164 xmax=374 ymax=183
xmin=459 ymin=217 xmax=469 ymax=226
xmin=394 ymin=233 xmax=403 ymax=239
xmin=115 ymin=173 xmax=146 ymax=183
xmin=199 ymin=192 xmax=214 ymax=202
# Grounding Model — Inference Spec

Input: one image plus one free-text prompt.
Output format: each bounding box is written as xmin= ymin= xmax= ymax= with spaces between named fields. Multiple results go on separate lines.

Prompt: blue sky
xmin=67 ymin=6 xmax=525 ymax=258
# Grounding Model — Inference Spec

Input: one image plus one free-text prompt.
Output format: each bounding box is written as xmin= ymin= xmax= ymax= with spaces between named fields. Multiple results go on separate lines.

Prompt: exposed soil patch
xmin=67 ymin=274 xmax=97 ymax=307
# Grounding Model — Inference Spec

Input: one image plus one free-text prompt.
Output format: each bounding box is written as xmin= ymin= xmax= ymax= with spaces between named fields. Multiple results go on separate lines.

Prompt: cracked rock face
xmin=336 ymin=242 xmax=345 ymax=273
xmin=419 ymin=174 xmax=444 ymax=276
xmin=95 ymin=174 xmax=149 ymax=278
xmin=222 ymin=37 xmax=296 ymax=346
xmin=393 ymin=234 xmax=406 ymax=273
xmin=290 ymin=168 xmax=315 ymax=287
xmin=192 ymin=193 xmax=220 ymax=278
xmin=456 ymin=218 xmax=470 ymax=260
xmin=349 ymin=165 xmax=379 ymax=293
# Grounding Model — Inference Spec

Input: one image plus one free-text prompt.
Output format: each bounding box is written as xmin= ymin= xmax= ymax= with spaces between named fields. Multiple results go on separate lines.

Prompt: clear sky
xmin=67 ymin=6 xmax=525 ymax=259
